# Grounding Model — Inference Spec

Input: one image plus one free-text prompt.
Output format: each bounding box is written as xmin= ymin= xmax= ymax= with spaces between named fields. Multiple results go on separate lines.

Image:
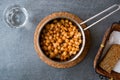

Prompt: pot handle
xmin=80 ymin=4 xmax=120 ymax=31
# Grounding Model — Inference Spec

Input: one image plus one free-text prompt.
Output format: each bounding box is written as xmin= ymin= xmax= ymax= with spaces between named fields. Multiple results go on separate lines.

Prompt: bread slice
xmin=99 ymin=44 xmax=120 ymax=73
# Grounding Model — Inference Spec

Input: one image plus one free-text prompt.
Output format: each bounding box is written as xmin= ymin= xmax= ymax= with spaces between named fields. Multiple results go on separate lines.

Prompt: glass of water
xmin=4 ymin=5 xmax=28 ymax=28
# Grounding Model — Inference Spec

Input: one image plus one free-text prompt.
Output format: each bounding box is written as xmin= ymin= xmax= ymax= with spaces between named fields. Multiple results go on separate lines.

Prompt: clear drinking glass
xmin=4 ymin=5 xmax=28 ymax=28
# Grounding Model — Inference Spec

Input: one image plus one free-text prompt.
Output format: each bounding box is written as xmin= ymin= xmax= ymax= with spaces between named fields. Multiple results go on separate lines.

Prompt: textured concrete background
xmin=0 ymin=0 xmax=120 ymax=80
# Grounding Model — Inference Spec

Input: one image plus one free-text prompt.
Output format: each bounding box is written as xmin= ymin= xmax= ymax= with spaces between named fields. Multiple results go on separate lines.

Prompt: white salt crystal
xmin=102 ymin=31 xmax=120 ymax=73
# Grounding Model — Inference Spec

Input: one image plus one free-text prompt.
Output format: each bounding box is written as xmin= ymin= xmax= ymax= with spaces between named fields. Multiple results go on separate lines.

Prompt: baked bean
xmin=40 ymin=18 xmax=82 ymax=61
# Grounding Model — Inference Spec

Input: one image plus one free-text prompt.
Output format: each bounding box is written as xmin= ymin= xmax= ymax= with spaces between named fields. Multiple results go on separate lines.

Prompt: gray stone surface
xmin=0 ymin=0 xmax=120 ymax=80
